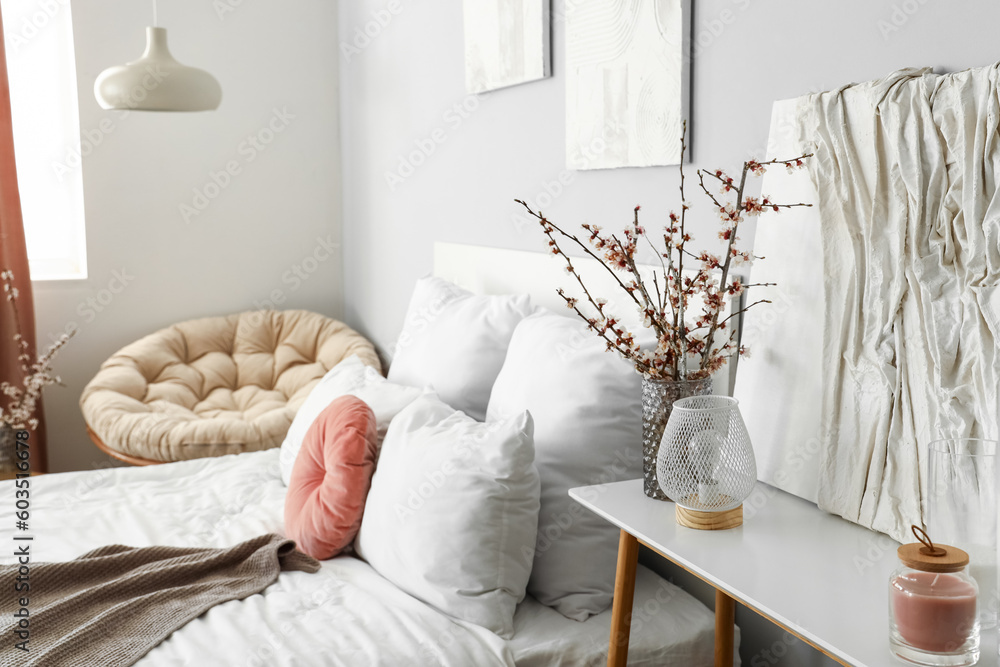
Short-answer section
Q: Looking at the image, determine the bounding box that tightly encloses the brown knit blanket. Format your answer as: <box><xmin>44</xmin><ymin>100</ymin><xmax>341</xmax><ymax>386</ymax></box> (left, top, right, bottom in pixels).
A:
<box><xmin>0</xmin><ymin>534</ymin><xmax>319</xmax><ymax>667</ymax></box>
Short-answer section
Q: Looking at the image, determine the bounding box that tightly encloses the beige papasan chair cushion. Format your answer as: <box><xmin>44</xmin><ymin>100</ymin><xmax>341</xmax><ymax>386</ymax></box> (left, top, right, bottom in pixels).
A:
<box><xmin>80</xmin><ymin>310</ymin><xmax>380</xmax><ymax>464</ymax></box>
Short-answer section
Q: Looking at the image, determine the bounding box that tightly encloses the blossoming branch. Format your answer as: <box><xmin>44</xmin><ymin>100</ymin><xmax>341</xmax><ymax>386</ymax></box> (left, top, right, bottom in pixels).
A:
<box><xmin>1</xmin><ymin>270</ymin><xmax>74</xmax><ymax>430</ymax></box>
<box><xmin>515</xmin><ymin>122</ymin><xmax>812</xmax><ymax>381</ymax></box>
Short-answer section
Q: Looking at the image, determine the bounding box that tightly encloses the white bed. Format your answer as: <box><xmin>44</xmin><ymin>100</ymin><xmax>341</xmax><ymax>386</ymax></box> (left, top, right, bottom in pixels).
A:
<box><xmin>0</xmin><ymin>450</ymin><xmax>726</xmax><ymax>666</ymax></box>
<box><xmin>1</xmin><ymin>242</ymin><xmax>743</xmax><ymax>665</ymax></box>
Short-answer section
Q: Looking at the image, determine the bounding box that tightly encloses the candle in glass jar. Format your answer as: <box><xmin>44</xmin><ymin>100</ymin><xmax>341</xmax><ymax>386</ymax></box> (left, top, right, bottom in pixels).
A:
<box><xmin>889</xmin><ymin>527</ymin><xmax>980</xmax><ymax>666</ymax></box>
<box><xmin>891</xmin><ymin>571</ymin><xmax>978</xmax><ymax>652</ymax></box>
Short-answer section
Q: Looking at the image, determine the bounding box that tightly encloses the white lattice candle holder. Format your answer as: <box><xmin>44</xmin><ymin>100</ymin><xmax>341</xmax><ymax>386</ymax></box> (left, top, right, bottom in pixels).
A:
<box><xmin>656</xmin><ymin>395</ymin><xmax>757</xmax><ymax>530</ymax></box>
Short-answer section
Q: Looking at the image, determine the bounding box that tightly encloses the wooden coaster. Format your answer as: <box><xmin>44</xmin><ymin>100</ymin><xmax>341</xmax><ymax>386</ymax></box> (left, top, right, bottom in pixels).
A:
<box><xmin>676</xmin><ymin>504</ymin><xmax>743</xmax><ymax>531</ymax></box>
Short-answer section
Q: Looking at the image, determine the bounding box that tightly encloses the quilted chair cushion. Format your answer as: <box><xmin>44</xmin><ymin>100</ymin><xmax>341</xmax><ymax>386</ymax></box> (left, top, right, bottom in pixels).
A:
<box><xmin>80</xmin><ymin>310</ymin><xmax>380</xmax><ymax>463</ymax></box>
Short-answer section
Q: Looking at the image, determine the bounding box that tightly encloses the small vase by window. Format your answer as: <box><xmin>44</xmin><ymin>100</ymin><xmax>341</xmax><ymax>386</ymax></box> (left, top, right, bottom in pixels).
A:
<box><xmin>641</xmin><ymin>376</ymin><xmax>713</xmax><ymax>500</ymax></box>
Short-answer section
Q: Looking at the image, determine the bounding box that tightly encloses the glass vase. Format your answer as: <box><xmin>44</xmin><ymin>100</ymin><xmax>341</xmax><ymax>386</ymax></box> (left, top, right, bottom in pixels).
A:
<box><xmin>641</xmin><ymin>376</ymin><xmax>713</xmax><ymax>500</ymax></box>
<box><xmin>926</xmin><ymin>438</ymin><xmax>998</xmax><ymax>630</ymax></box>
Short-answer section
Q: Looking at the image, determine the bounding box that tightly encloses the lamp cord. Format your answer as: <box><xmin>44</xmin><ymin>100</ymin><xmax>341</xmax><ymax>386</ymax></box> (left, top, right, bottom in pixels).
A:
<box><xmin>153</xmin><ymin>0</ymin><xmax>158</xmax><ymax>26</ymax></box>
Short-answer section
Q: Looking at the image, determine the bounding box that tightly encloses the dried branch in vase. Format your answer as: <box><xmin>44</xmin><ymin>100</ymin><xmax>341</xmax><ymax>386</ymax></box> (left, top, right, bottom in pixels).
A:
<box><xmin>515</xmin><ymin>121</ymin><xmax>812</xmax><ymax>382</ymax></box>
<box><xmin>0</xmin><ymin>270</ymin><xmax>74</xmax><ymax>431</ymax></box>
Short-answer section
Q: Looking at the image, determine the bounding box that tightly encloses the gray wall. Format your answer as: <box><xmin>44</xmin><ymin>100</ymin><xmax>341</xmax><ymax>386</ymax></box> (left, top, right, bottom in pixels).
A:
<box><xmin>33</xmin><ymin>0</ymin><xmax>344</xmax><ymax>473</ymax></box>
<box><xmin>339</xmin><ymin>0</ymin><xmax>1000</xmax><ymax>664</ymax></box>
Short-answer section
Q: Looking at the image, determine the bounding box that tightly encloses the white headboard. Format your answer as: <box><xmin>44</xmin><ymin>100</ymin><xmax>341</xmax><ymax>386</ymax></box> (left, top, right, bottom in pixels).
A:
<box><xmin>433</xmin><ymin>241</ymin><xmax>741</xmax><ymax>395</ymax></box>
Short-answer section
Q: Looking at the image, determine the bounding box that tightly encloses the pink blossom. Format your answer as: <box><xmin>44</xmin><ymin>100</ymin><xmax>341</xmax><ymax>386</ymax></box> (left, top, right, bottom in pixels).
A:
<box><xmin>516</xmin><ymin>140</ymin><xmax>810</xmax><ymax>381</ymax></box>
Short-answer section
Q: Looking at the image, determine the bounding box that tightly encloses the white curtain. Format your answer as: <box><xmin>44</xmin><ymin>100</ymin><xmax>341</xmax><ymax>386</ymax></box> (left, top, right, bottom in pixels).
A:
<box><xmin>800</xmin><ymin>65</ymin><xmax>1000</xmax><ymax>541</ymax></box>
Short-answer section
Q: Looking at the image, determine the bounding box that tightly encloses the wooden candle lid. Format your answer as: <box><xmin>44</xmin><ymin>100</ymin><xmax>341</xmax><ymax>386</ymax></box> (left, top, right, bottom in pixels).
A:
<box><xmin>897</xmin><ymin>526</ymin><xmax>969</xmax><ymax>573</ymax></box>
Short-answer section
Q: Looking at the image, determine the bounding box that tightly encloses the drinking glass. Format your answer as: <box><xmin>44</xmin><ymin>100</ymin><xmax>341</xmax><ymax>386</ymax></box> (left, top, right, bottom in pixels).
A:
<box><xmin>926</xmin><ymin>438</ymin><xmax>998</xmax><ymax>629</ymax></box>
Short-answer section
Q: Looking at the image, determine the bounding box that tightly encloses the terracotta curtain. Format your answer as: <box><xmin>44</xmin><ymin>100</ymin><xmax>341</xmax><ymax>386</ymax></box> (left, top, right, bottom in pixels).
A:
<box><xmin>0</xmin><ymin>6</ymin><xmax>47</xmax><ymax>473</ymax></box>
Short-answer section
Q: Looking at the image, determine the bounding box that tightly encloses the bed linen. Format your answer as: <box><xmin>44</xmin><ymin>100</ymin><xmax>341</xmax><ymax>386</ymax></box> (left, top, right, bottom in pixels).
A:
<box><xmin>356</xmin><ymin>395</ymin><xmax>539</xmax><ymax>638</ymax></box>
<box><xmin>284</xmin><ymin>396</ymin><xmax>378</xmax><ymax>560</ymax></box>
<box><xmin>487</xmin><ymin>311</ymin><xmax>644</xmax><ymax>621</ymax></box>
<box><xmin>0</xmin><ymin>534</ymin><xmax>318</xmax><ymax>667</ymax></box>
<box><xmin>0</xmin><ymin>450</ymin><xmax>727</xmax><ymax>666</ymax></box>
<box><xmin>0</xmin><ymin>451</ymin><xmax>510</xmax><ymax>667</ymax></box>
<box><xmin>510</xmin><ymin>565</ymin><xmax>736</xmax><ymax>667</ymax></box>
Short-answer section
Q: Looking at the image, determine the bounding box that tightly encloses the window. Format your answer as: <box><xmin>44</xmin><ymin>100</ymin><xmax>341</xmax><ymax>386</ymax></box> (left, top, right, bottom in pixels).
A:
<box><xmin>2</xmin><ymin>0</ymin><xmax>87</xmax><ymax>280</ymax></box>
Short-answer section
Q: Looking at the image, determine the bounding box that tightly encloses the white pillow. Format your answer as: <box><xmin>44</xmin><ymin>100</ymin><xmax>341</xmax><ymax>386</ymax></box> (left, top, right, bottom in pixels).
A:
<box><xmin>278</xmin><ymin>355</ymin><xmax>423</xmax><ymax>486</ymax></box>
<box><xmin>486</xmin><ymin>310</ymin><xmax>643</xmax><ymax>621</ymax></box>
<box><xmin>355</xmin><ymin>394</ymin><xmax>540</xmax><ymax>638</ymax></box>
<box><xmin>387</xmin><ymin>276</ymin><xmax>534</xmax><ymax>421</ymax></box>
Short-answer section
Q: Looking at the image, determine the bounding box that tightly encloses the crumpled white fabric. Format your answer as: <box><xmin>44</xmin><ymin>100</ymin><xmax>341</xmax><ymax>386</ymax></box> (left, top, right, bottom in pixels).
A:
<box><xmin>800</xmin><ymin>64</ymin><xmax>1000</xmax><ymax>542</ymax></box>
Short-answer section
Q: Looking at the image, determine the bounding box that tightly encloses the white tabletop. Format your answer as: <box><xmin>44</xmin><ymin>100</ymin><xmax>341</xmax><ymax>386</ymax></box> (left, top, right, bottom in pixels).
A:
<box><xmin>570</xmin><ymin>479</ymin><xmax>998</xmax><ymax>667</ymax></box>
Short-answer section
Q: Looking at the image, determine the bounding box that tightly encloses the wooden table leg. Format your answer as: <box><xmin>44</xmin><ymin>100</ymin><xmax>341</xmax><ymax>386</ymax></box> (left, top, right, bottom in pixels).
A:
<box><xmin>714</xmin><ymin>589</ymin><xmax>736</xmax><ymax>667</ymax></box>
<box><xmin>607</xmin><ymin>529</ymin><xmax>639</xmax><ymax>667</ymax></box>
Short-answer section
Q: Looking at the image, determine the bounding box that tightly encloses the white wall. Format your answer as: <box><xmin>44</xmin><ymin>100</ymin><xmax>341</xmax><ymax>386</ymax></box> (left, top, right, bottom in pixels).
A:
<box><xmin>338</xmin><ymin>1</ymin><xmax>1000</xmax><ymax>664</ymax></box>
<box><xmin>31</xmin><ymin>0</ymin><xmax>343</xmax><ymax>473</ymax></box>
<box><xmin>339</xmin><ymin>0</ymin><xmax>1000</xmax><ymax>354</ymax></box>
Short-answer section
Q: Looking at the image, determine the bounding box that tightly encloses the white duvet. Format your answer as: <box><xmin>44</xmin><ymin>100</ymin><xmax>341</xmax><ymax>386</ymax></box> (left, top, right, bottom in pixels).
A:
<box><xmin>0</xmin><ymin>451</ymin><xmax>509</xmax><ymax>666</ymax></box>
<box><xmin>0</xmin><ymin>450</ymin><xmax>727</xmax><ymax>666</ymax></box>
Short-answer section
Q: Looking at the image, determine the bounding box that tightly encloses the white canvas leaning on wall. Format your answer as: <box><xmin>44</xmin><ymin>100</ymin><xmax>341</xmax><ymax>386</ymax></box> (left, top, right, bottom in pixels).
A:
<box><xmin>463</xmin><ymin>0</ymin><xmax>551</xmax><ymax>94</ymax></box>
<box><xmin>732</xmin><ymin>98</ymin><xmax>826</xmax><ymax>504</ymax></box>
<box><xmin>566</xmin><ymin>0</ymin><xmax>690</xmax><ymax>170</ymax></box>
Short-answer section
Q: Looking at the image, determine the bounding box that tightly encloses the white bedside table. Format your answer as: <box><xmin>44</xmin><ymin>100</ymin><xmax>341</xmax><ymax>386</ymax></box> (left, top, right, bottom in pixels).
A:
<box><xmin>570</xmin><ymin>479</ymin><xmax>998</xmax><ymax>667</ymax></box>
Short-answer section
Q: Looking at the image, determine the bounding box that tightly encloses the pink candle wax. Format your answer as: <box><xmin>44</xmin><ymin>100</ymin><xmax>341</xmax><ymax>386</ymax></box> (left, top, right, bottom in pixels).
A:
<box><xmin>891</xmin><ymin>571</ymin><xmax>977</xmax><ymax>653</ymax></box>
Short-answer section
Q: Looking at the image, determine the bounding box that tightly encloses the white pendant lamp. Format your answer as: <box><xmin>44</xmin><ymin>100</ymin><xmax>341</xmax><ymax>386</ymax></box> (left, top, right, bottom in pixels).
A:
<box><xmin>94</xmin><ymin>1</ymin><xmax>221</xmax><ymax>112</ymax></box>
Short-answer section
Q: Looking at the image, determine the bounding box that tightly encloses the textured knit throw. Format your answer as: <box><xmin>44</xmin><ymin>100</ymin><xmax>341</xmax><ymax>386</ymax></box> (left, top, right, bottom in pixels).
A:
<box><xmin>0</xmin><ymin>534</ymin><xmax>319</xmax><ymax>667</ymax></box>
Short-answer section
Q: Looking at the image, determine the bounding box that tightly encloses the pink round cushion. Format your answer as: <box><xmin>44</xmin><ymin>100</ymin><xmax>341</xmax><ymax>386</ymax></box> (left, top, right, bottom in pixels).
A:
<box><xmin>284</xmin><ymin>396</ymin><xmax>378</xmax><ymax>560</ymax></box>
